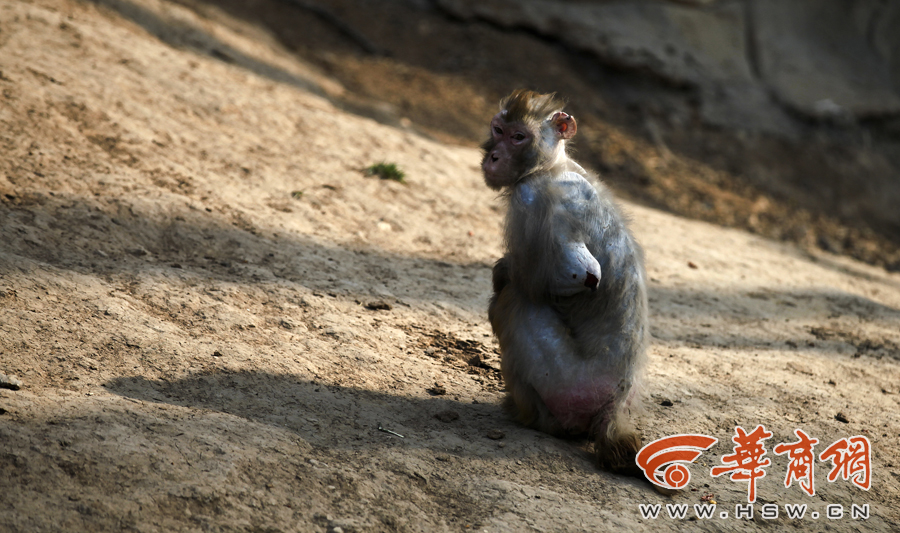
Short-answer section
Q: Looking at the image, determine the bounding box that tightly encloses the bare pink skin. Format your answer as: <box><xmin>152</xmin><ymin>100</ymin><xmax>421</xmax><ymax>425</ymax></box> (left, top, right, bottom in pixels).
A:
<box><xmin>551</xmin><ymin>112</ymin><xmax>576</xmax><ymax>138</ymax></box>
<box><xmin>482</xmin><ymin>114</ymin><xmax>532</xmax><ymax>189</ymax></box>
<box><xmin>482</xmin><ymin>111</ymin><xmax>576</xmax><ymax>189</ymax></box>
<box><xmin>542</xmin><ymin>385</ymin><xmax>614</xmax><ymax>434</ymax></box>
<box><xmin>541</xmin><ymin>380</ymin><xmax>638</xmax><ymax>435</ymax></box>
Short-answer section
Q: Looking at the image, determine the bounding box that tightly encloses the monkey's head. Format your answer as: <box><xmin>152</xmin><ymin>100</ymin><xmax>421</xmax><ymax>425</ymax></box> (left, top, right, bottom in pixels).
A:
<box><xmin>481</xmin><ymin>89</ymin><xmax>577</xmax><ymax>190</ymax></box>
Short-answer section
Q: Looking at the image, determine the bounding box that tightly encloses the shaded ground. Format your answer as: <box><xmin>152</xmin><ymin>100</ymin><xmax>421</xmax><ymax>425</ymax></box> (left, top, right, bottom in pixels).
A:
<box><xmin>1</xmin><ymin>0</ymin><xmax>899</xmax><ymax>531</ymax></box>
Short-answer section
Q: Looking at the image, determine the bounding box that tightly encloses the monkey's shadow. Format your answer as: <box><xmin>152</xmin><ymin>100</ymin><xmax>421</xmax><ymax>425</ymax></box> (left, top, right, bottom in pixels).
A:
<box><xmin>102</xmin><ymin>370</ymin><xmax>604</xmax><ymax>470</ymax></box>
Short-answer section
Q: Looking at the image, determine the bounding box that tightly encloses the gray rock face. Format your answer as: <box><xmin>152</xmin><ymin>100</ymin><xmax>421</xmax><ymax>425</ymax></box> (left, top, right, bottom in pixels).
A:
<box><xmin>753</xmin><ymin>0</ymin><xmax>900</xmax><ymax>119</ymax></box>
<box><xmin>439</xmin><ymin>0</ymin><xmax>752</xmax><ymax>84</ymax></box>
<box><xmin>437</xmin><ymin>0</ymin><xmax>900</xmax><ymax>135</ymax></box>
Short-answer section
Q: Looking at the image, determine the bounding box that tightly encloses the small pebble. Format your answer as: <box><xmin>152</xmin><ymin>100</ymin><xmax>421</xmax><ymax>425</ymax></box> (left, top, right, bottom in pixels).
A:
<box><xmin>0</xmin><ymin>373</ymin><xmax>22</xmax><ymax>390</ymax></box>
<box><xmin>427</xmin><ymin>383</ymin><xmax>446</xmax><ymax>396</ymax></box>
<box><xmin>486</xmin><ymin>429</ymin><xmax>505</xmax><ymax>440</ymax></box>
<box><xmin>434</xmin><ymin>410</ymin><xmax>460</xmax><ymax>423</ymax></box>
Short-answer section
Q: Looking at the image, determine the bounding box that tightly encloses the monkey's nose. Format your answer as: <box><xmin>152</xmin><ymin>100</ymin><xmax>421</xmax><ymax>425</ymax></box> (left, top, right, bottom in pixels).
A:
<box><xmin>490</xmin><ymin>153</ymin><xmax>499</xmax><ymax>162</ymax></box>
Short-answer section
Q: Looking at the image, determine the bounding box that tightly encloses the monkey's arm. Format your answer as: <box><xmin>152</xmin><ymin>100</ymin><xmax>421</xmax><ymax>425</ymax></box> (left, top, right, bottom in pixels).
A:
<box><xmin>549</xmin><ymin>241</ymin><xmax>601</xmax><ymax>296</ymax></box>
<box><xmin>509</xmin><ymin>175</ymin><xmax>601</xmax><ymax>300</ymax></box>
<box><xmin>546</xmin><ymin>173</ymin><xmax>603</xmax><ymax>296</ymax></box>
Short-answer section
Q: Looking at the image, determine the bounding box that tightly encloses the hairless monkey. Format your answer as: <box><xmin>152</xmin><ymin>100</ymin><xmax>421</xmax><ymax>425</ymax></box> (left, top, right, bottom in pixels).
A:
<box><xmin>482</xmin><ymin>90</ymin><xmax>648</xmax><ymax>473</ymax></box>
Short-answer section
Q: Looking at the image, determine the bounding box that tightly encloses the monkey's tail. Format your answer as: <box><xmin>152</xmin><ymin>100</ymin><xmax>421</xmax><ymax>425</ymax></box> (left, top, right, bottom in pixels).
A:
<box><xmin>593</xmin><ymin>417</ymin><xmax>642</xmax><ymax>476</ymax></box>
<box><xmin>591</xmin><ymin>394</ymin><xmax>644</xmax><ymax>477</ymax></box>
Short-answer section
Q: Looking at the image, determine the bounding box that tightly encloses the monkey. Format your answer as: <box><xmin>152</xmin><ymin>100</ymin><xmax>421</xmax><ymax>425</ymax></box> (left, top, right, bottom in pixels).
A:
<box><xmin>482</xmin><ymin>89</ymin><xmax>648</xmax><ymax>474</ymax></box>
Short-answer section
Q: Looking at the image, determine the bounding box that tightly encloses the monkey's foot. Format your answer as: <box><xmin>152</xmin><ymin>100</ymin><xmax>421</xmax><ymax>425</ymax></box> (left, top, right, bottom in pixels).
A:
<box><xmin>594</xmin><ymin>430</ymin><xmax>642</xmax><ymax>477</ymax></box>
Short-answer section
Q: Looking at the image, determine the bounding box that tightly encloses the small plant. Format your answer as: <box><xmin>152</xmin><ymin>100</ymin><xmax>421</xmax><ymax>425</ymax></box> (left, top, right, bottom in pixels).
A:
<box><xmin>290</xmin><ymin>190</ymin><xmax>304</xmax><ymax>199</ymax></box>
<box><xmin>365</xmin><ymin>162</ymin><xmax>406</xmax><ymax>183</ymax></box>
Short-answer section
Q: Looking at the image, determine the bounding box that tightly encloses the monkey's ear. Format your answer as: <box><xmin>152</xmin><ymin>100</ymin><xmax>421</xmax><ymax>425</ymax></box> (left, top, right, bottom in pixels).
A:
<box><xmin>551</xmin><ymin>112</ymin><xmax>577</xmax><ymax>140</ymax></box>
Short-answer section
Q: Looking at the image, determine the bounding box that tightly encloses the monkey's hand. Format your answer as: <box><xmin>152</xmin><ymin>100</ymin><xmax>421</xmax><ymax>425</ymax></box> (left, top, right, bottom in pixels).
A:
<box><xmin>550</xmin><ymin>241</ymin><xmax>601</xmax><ymax>296</ymax></box>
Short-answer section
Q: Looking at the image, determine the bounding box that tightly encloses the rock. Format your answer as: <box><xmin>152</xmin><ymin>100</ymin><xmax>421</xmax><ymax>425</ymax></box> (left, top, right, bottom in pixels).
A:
<box><xmin>436</xmin><ymin>0</ymin><xmax>900</xmax><ymax>132</ymax></box>
<box><xmin>752</xmin><ymin>1</ymin><xmax>900</xmax><ymax>119</ymax></box>
<box><xmin>438</xmin><ymin>0</ymin><xmax>753</xmax><ymax>85</ymax></box>
<box><xmin>698</xmin><ymin>82</ymin><xmax>798</xmax><ymax>136</ymax></box>
<box><xmin>0</xmin><ymin>373</ymin><xmax>22</xmax><ymax>390</ymax></box>
<box><xmin>434</xmin><ymin>410</ymin><xmax>460</xmax><ymax>423</ymax></box>
<box><xmin>486</xmin><ymin>429</ymin><xmax>505</xmax><ymax>440</ymax></box>
<box><xmin>427</xmin><ymin>383</ymin><xmax>447</xmax><ymax>396</ymax></box>
<box><xmin>365</xmin><ymin>300</ymin><xmax>392</xmax><ymax>311</ymax></box>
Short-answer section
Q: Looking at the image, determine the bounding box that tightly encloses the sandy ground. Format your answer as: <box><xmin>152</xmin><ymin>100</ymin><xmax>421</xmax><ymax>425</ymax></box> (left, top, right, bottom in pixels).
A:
<box><xmin>1</xmin><ymin>0</ymin><xmax>899</xmax><ymax>531</ymax></box>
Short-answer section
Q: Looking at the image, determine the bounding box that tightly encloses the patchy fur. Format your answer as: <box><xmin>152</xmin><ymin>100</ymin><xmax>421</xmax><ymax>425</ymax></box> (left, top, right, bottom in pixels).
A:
<box><xmin>484</xmin><ymin>90</ymin><xmax>649</xmax><ymax>474</ymax></box>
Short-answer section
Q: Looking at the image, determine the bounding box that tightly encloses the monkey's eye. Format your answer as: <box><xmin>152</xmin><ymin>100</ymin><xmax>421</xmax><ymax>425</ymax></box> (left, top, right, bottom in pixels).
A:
<box><xmin>493</xmin><ymin>126</ymin><xmax>503</xmax><ymax>135</ymax></box>
<box><xmin>512</xmin><ymin>132</ymin><xmax>526</xmax><ymax>141</ymax></box>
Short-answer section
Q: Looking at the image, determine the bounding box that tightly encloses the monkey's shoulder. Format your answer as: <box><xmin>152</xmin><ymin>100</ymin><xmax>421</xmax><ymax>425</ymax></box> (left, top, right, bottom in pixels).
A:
<box><xmin>556</xmin><ymin>171</ymin><xmax>601</xmax><ymax>202</ymax></box>
<box><xmin>550</xmin><ymin>172</ymin><xmax>607</xmax><ymax>220</ymax></box>
<box><xmin>515</xmin><ymin>171</ymin><xmax>600</xmax><ymax>208</ymax></box>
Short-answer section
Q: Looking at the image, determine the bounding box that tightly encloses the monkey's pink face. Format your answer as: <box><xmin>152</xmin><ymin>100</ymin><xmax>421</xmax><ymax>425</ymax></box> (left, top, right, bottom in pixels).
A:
<box><xmin>481</xmin><ymin>111</ymin><xmax>577</xmax><ymax>190</ymax></box>
<box><xmin>482</xmin><ymin>114</ymin><xmax>533</xmax><ymax>190</ymax></box>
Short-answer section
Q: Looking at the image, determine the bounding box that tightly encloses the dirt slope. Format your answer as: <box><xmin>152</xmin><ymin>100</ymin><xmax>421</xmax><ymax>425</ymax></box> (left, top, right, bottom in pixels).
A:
<box><xmin>1</xmin><ymin>0</ymin><xmax>899</xmax><ymax>531</ymax></box>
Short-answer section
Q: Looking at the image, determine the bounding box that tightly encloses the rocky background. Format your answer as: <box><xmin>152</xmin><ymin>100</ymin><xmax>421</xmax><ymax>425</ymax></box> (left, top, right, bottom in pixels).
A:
<box><xmin>435</xmin><ymin>0</ymin><xmax>900</xmax><ymax>247</ymax></box>
<box><xmin>190</xmin><ymin>0</ymin><xmax>900</xmax><ymax>269</ymax></box>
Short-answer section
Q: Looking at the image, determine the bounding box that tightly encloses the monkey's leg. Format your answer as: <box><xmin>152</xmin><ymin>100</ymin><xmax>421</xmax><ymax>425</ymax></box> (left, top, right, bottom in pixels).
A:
<box><xmin>490</xmin><ymin>286</ymin><xmax>587</xmax><ymax>437</ymax></box>
<box><xmin>492</xmin><ymin>286</ymin><xmax>643</xmax><ymax>473</ymax></box>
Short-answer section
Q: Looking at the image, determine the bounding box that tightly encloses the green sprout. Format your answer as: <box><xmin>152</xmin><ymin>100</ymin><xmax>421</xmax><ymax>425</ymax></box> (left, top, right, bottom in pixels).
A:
<box><xmin>290</xmin><ymin>190</ymin><xmax>304</xmax><ymax>199</ymax></box>
<box><xmin>365</xmin><ymin>162</ymin><xmax>406</xmax><ymax>183</ymax></box>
